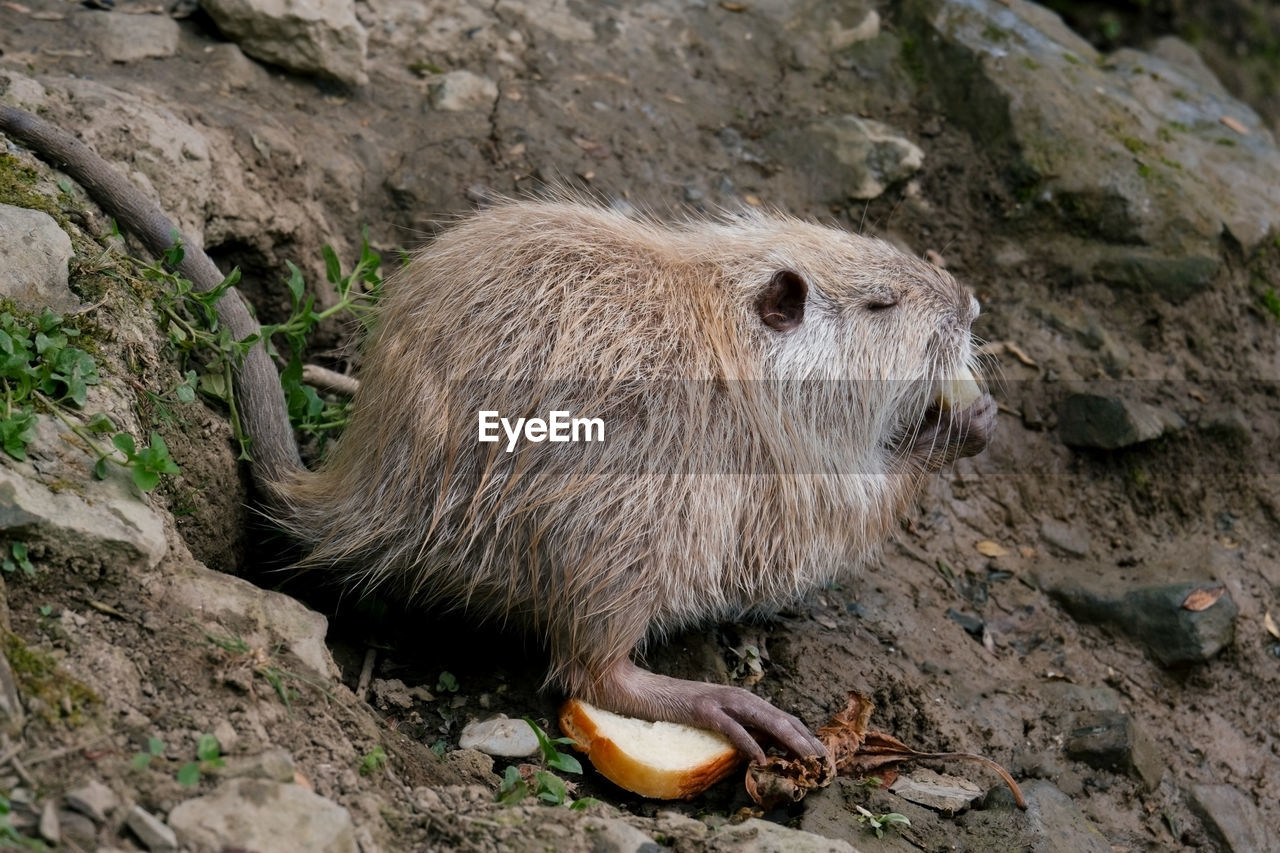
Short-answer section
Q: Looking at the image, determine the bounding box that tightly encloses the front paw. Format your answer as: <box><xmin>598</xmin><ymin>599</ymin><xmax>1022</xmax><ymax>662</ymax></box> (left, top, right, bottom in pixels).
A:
<box><xmin>687</xmin><ymin>684</ymin><xmax>827</xmax><ymax>764</ymax></box>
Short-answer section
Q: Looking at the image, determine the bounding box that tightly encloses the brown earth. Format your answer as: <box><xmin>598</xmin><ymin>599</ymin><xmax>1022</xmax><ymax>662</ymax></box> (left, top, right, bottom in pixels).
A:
<box><xmin>0</xmin><ymin>0</ymin><xmax>1278</xmax><ymax>851</ymax></box>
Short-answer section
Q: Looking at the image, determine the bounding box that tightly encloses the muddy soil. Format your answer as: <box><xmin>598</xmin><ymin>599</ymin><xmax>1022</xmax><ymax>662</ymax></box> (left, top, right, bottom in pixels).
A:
<box><xmin>1</xmin><ymin>1</ymin><xmax>1278</xmax><ymax>851</ymax></box>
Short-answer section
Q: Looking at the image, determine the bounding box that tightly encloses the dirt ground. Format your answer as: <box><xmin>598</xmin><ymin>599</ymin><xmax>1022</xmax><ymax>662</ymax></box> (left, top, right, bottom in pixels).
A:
<box><xmin>0</xmin><ymin>0</ymin><xmax>1278</xmax><ymax>851</ymax></box>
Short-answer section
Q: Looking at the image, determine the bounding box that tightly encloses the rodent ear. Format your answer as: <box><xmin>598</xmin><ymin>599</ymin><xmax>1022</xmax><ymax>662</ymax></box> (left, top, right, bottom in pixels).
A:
<box><xmin>757</xmin><ymin>270</ymin><xmax>807</xmax><ymax>332</ymax></box>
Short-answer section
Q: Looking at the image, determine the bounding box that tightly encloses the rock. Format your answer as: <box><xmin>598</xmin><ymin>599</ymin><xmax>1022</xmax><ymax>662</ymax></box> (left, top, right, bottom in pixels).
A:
<box><xmin>168</xmin><ymin>779</ymin><xmax>356</xmax><ymax>853</ymax></box>
<box><xmin>1034</xmin><ymin>559</ymin><xmax>1238</xmax><ymax>666</ymax></box>
<box><xmin>1039</xmin><ymin>518</ymin><xmax>1091</xmax><ymax>558</ymax></box>
<box><xmin>914</xmin><ymin>0</ymin><xmax>1280</xmax><ymax>296</ymax></box>
<box><xmin>94</xmin><ymin>13</ymin><xmax>181</xmax><ymax>63</ymax></box>
<box><xmin>200</xmin><ymin>42</ymin><xmax>261</xmax><ymax>91</ymax></box>
<box><xmin>458</xmin><ymin>715</ymin><xmax>540</xmax><ymax>758</ymax></box>
<box><xmin>200</xmin><ymin>0</ymin><xmax>368</xmax><ymax>87</ymax></box>
<box><xmin>889</xmin><ymin>768</ymin><xmax>983</xmax><ymax>814</ymax></box>
<box><xmin>442</xmin><ymin>748</ymin><xmax>499</xmax><ymax>786</ymax></box>
<box><xmin>706</xmin><ymin>818</ymin><xmax>855</xmax><ymax>852</ymax></box>
<box><xmin>217</xmin><ymin>749</ymin><xmax>297</xmax><ymax>782</ymax></box>
<box><xmin>56</xmin><ymin>808</ymin><xmax>97</xmax><ymax>849</ymax></box>
<box><xmin>778</xmin><ymin>116</ymin><xmax>924</xmax><ymax>200</ymax></box>
<box><xmin>37</xmin><ymin>800</ymin><xmax>58</xmax><ymax>845</ymax></box>
<box><xmin>126</xmin><ymin>805</ymin><xmax>178</xmax><ymax>852</ymax></box>
<box><xmin>494</xmin><ymin>0</ymin><xmax>595</xmax><ymax>42</ymax></box>
<box><xmin>984</xmin><ymin>779</ymin><xmax>1110</xmax><ymax>852</ymax></box>
<box><xmin>587</xmin><ymin>817</ymin><xmax>662</xmax><ymax>853</ymax></box>
<box><xmin>429</xmin><ymin>71</ymin><xmax>499</xmax><ymax>112</ymax></box>
<box><xmin>1063</xmin><ymin>711</ymin><xmax>1163</xmax><ymax>790</ymax></box>
<box><xmin>0</xmin><ymin>205</ymin><xmax>77</xmax><ymax>314</ymax></box>
<box><xmin>1199</xmin><ymin>409</ymin><xmax>1252</xmax><ymax>448</ymax></box>
<box><xmin>212</xmin><ymin>719</ymin><xmax>239</xmax><ymax>755</ymax></box>
<box><xmin>157</xmin><ymin>559</ymin><xmax>338</xmax><ymax>679</ymax></box>
<box><xmin>64</xmin><ymin>779</ymin><xmax>119</xmax><ymax>823</ymax></box>
<box><xmin>1057</xmin><ymin>394</ymin><xmax>1183</xmax><ymax>449</ymax></box>
<box><xmin>1187</xmin><ymin>783</ymin><xmax>1271</xmax><ymax>853</ymax></box>
<box><xmin>1033</xmin><ymin>303</ymin><xmax>1130</xmax><ymax>376</ymax></box>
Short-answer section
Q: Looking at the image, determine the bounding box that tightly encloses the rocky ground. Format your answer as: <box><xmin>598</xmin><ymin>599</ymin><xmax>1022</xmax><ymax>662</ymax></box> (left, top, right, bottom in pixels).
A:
<box><xmin>0</xmin><ymin>0</ymin><xmax>1278</xmax><ymax>850</ymax></box>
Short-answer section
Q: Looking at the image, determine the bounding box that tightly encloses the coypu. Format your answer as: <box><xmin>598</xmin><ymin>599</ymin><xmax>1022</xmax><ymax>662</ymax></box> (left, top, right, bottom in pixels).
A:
<box><xmin>0</xmin><ymin>105</ymin><xmax>995</xmax><ymax>763</ymax></box>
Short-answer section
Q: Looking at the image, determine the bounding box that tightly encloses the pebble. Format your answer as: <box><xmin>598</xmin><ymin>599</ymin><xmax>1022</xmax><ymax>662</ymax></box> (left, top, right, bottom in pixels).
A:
<box><xmin>126</xmin><ymin>805</ymin><xmax>178</xmax><ymax>852</ymax></box>
<box><xmin>458</xmin><ymin>715</ymin><xmax>540</xmax><ymax>758</ymax></box>
<box><xmin>64</xmin><ymin>779</ymin><xmax>119</xmax><ymax>823</ymax></box>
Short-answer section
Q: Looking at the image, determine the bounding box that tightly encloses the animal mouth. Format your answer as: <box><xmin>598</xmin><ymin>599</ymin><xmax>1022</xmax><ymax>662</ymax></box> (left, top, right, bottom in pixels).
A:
<box><xmin>891</xmin><ymin>366</ymin><xmax>996</xmax><ymax>467</ymax></box>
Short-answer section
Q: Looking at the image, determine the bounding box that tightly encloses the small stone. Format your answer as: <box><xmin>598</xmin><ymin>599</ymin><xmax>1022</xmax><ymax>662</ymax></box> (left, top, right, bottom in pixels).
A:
<box><xmin>200</xmin><ymin>0</ymin><xmax>368</xmax><ymax>86</ymax></box>
<box><xmin>126</xmin><ymin>805</ymin><xmax>178</xmax><ymax>852</ymax></box>
<box><xmin>1063</xmin><ymin>711</ymin><xmax>1163</xmax><ymax>790</ymax></box>
<box><xmin>168</xmin><ymin>778</ymin><xmax>356</xmax><ymax>852</ymax></box>
<box><xmin>1039</xmin><ymin>518</ymin><xmax>1091</xmax><ymax>558</ymax></box>
<box><xmin>95</xmin><ymin>13</ymin><xmax>180</xmax><ymax>62</ymax></box>
<box><xmin>1187</xmin><ymin>783</ymin><xmax>1271</xmax><ymax>853</ymax></box>
<box><xmin>984</xmin><ymin>780</ymin><xmax>1110</xmax><ymax>852</ymax></box>
<box><xmin>1199</xmin><ymin>409</ymin><xmax>1251</xmax><ymax>448</ymax></box>
<box><xmin>37</xmin><ymin>801</ymin><xmax>58</xmax><ymax>845</ymax></box>
<box><xmin>707</xmin><ymin>818</ymin><xmax>855</xmax><ymax>852</ymax></box>
<box><xmin>56</xmin><ymin>809</ymin><xmax>97</xmax><ymax>848</ymax></box>
<box><xmin>442</xmin><ymin>748</ymin><xmax>498</xmax><ymax>786</ymax></box>
<box><xmin>587</xmin><ymin>818</ymin><xmax>662</xmax><ymax>853</ymax></box>
<box><xmin>889</xmin><ymin>768</ymin><xmax>983</xmax><ymax>814</ymax></box>
<box><xmin>780</xmin><ymin>116</ymin><xmax>923</xmax><ymax>200</ymax></box>
<box><xmin>0</xmin><ymin>205</ymin><xmax>77</xmax><ymax>314</ymax></box>
<box><xmin>212</xmin><ymin>719</ymin><xmax>239</xmax><ymax>755</ymax></box>
<box><xmin>458</xmin><ymin>715</ymin><xmax>540</xmax><ymax>758</ymax></box>
<box><xmin>429</xmin><ymin>71</ymin><xmax>498</xmax><ymax>112</ymax></box>
<box><xmin>64</xmin><ymin>779</ymin><xmax>119</xmax><ymax>823</ymax></box>
<box><xmin>1058</xmin><ymin>394</ymin><xmax>1183</xmax><ymax>449</ymax></box>
<box><xmin>217</xmin><ymin>748</ymin><xmax>296</xmax><ymax>782</ymax></box>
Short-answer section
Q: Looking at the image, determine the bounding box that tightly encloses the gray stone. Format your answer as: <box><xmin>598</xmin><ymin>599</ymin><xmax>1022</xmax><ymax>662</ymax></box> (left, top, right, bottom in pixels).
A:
<box><xmin>0</xmin><ymin>205</ymin><xmax>77</xmax><ymax>314</ymax></box>
<box><xmin>1039</xmin><ymin>518</ymin><xmax>1091</xmax><ymax>558</ymax></box>
<box><xmin>168</xmin><ymin>779</ymin><xmax>357</xmax><ymax>853</ymax></box>
<box><xmin>1063</xmin><ymin>711</ymin><xmax>1163</xmax><ymax>790</ymax></box>
<box><xmin>1057</xmin><ymin>394</ymin><xmax>1183</xmax><ymax>449</ymax></box>
<box><xmin>95</xmin><ymin>13</ymin><xmax>180</xmax><ymax>63</ymax></box>
<box><xmin>126</xmin><ymin>805</ymin><xmax>178</xmax><ymax>852</ymax></box>
<box><xmin>915</xmin><ymin>0</ymin><xmax>1280</xmax><ymax>294</ymax></box>
<box><xmin>201</xmin><ymin>0</ymin><xmax>368</xmax><ymax>86</ymax></box>
<box><xmin>64</xmin><ymin>779</ymin><xmax>119</xmax><ymax>823</ymax></box>
<box><xmin>458</xmin><ymin>715</ymin><xmax>540</xmax><ymax>758</ymax></box>
<box><xmin>889</xmin><ymin>768</ymin><xmax>982</xmax><ymax>814</ymax></box>
<box><xmin>707</xmin><ymin>818</ymin><xmax>856</xmax><ymax>852</ymax></box>
<box><xmin>0</xmin><ymin>464</ymin><xmax>166</xmax><ymax>574</ymax></box>
<box><xmin>156</xmin><ymin>560</ymin><xmax>338</xmax><ymax>679</ymax></box>
<box><xmin>494</xmin><ymin>0</ymin><xmax>594</xmax><ymax>42</ymax></box>
<box><xmin>1034</xmin><ymin>561</ymin><xmax>1238</xmax><ymax>666</ymax></box>
<box><xmin>56</xmin><ymin>808</ymin><xmax>96</xmax><ymax>849</ymax></box>
<box><xmin>216</xmin><ymin>748</ymin><xmax>297</xmax><ymax>782</ymax></box>
<box><xmin>37</xmin><ymin>801</ymin><xmax>57</xmax><ymax>845</ymax></box>
<box><xmin>587</xmin><ymin>817</ymin><xmax>662</xmax><ymax>853</ymax></box>
<box><xmin>777</xmin><ymin>116</ymin><xmax>923</xmax><ymax>200</ymax></box>
<box><xmin>984</xmin><ymin>779</ymin><xmax>1111</xmax><ymax>853</ymax></box>
<box><xmin>429</xmin><ymin>71</ymin><xmax>499</xmax><ymax>113</ymax></box>
<box><xmin>1187</xmin><ymin>783</ymin><xmax>1271</xmax><ymax>853</ymax></box>
<box><xmin>1199</xmin><ymin>409</ymin><xmax>1252</xmax><ymax>448</ymax></box>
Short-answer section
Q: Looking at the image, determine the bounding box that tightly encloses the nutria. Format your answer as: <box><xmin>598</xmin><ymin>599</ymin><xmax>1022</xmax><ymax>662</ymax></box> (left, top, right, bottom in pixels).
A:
<box><xmin>0</xmin><ymin>105</ymin><xmax>995</xmax><ymax>763</ymax></box>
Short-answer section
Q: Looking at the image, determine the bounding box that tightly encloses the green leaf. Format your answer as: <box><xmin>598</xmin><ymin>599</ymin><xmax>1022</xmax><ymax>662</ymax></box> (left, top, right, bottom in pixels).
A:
<box><xmin>284</xmin><ymin>261</ymin><xmax>306</xmax><ymax>308</ymax></box>
<box><xmin>148</xmin><ymin>737</ymin><xmax>165</xmax><ymax>756</ymax></box>
<box><xmin>546</xmin><ymin>750</ymin><xmax>582</xmax><ymax>775</ymax></box>
<box><xmin>176</xmin><ymin>762</ymin><xmax>201</xmax><ymax>787</ymax></box>
<box><xmin>535</xmin><ymin>770</ymin><xmax>568</xmax><ymax>805</ymax></box>
<box><xmin>86</xmin><ymin>413</ymin><xmax>115</xmax><ymax>434</ymax></box>
<box><xmin>322</xmin><ymin>245</ymin><xmax>342</xmax><ymax>284</ymax></box>
<box><xmin>93</xmin><ymin>457</ymin><xmax>110</xmax><ymax>480</ymax></box>
<box><xmin>131</xmin><ymin>466</ymin><xmax>160</xmax><ymax>493</ymax></box>
<box><xmin>568</xmin><ymin>797</ymin><xmax>600</xmax><ymax>811</ymax></box>
<box><xmin>196</xmin><ymin>733</ymin><xmax>221</xmax><ymax>763</ymax></box>
<box><xmin>131</xmin><ymin>753</ymin><xmax>153</xmax><ymax>771</ymax></box>
<box><xmin>112</xmin><ymin>432</ymin><xmax>136</xmax><ymax>456</ymax></box>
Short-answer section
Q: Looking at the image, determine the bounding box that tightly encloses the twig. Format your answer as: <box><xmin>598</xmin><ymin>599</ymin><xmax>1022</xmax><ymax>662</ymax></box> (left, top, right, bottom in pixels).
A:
<box><xmin>302</xmin><ymin>364</ymin><xmax>360</xmax><ymax>397</ymax></box>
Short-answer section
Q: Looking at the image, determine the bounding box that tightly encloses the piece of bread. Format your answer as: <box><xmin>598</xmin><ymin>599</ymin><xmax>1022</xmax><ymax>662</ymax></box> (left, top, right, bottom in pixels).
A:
<box><xmin>559</xmin><ymin>699</ymin><xmax>742</xmax><ymax>799</ymax></box>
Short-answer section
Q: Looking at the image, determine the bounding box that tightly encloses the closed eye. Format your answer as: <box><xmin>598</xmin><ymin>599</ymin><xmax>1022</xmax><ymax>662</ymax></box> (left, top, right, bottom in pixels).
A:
<box><xmin>865</xmin><ymin>295</ymin><xmax>898</xmax><ymax>312</ymax></box>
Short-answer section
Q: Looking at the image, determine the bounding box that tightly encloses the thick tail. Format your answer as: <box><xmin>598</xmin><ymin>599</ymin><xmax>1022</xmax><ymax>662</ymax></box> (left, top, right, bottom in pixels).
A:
<box><xmin>0</xmin><ymin>105</ymin><xmax>301</xmax><ymax>490</ymax></box>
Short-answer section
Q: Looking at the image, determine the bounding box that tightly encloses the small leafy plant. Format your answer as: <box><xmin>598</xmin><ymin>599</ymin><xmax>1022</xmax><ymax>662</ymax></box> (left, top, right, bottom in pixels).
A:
<box><xmin>1</xmin><ymin>543</ymin><xmax>34</xmax><ymax>578</ymax></box>
<box><xmin>177</xmin><ymin>733</ymin><xmax>225</xmax><ymax>787</ymax></box>
<box><xmin>359</xmin><ymin>746</ymin><xmax>388</xmax><ymax>776</ymax></box>
<box><xmin>495</xmin><ymin>719</ymin><xmax>597</xmax><ymax>809</ymax></box>
<box><xmin>0</xmin><ymin>306</ymin><xmax>179</xmax><ymax>491</ymax></box>
<box><xmin>854</xmin><ymin>805</ymin><xmax>911</xmax><ymax>838</ymax></box>
<box><xmin>131</xmin><ymin>736</ymin><xmax>165</xmax><ymax>771</ymax></box>
<box><xmin>435</xmin><ymin>671</ymin><xmax>459</xmax><ymax>694</ymax></box>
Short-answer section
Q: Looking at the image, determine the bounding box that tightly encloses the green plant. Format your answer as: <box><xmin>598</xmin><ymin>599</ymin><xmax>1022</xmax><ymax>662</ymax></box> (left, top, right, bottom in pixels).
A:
<box><xmin>177</xmin><ymin>733</ymin><xmax>225</xmax><ymax>787</ymax></box>
<box><xmin>525</xmin><ymin>717</ymin><xmax>582</xmax><ymax>774</ymax></box>
<box><xmin>0</xmin><ymin>306</ymin><xmax>179</xmax><ymax>491</ymax></box>
<box><xmin>131</xmin><ymin>736</ymin><xmax>165</xmax><ymax>771</ymax></box>
<box><xmin>1261</xmin><ymin>288</ymin><xmax>1280</xmax><ymax>322</ymax></box>
<box><xmin>359</xmin><ymin>746</ymin><xmax>388</xmax><ymax>776</ymax></box>
<box><xmin>854</xmin><ymin>805</ymin><xmax>910</xmax><ymax>838</ymax></box>
<box><xmin>495</xmin><ymin>719</ymin><xmax>596</xmax><ymax>809</ymax></box>
<box><xmin>203</xmin><ymin>630</ymin><xmax>306</xmax><ymax>708</ymax></box>
<box><xmin>0</xmin><ymin>793</ymin><xmax>46</xmax><ymax>850</ymax></box>
<box><xmin>436</xmin><ymin>671</ymin><xmax>459</xmax><ymax>693</ymax></box>
<box><xmin>1</xmin><ymin>542</ymin><xmax>34</xmax><ymax>578</ymax></box>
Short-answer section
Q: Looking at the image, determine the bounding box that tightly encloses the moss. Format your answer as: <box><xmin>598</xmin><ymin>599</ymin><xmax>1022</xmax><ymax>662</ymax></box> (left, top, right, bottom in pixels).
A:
<box><xmin>899</xmin><ymin>36</ymin><xmax>926</xmax><ymax>84</ymax></box>
<box><xmin>1216</xmin><ymin>137</ymin><xmax>1237</xmax><ymax>147</ymax></box>
<box><xmin>3</xmin><ymin>632</ymin><xmax>99</xmax><ymax>725</ymax></box>
<box><xmin>1063</xmin><ymin>52</ymin><xmax>1081</xmax><ymax>66</ymax></box>
<box><xmin>1137</xmin><ymin>163</ymin><xmax>1153</xmax><ymax>179</ymax></box>
<box><xmin>0</xmin><ymin>153</ymin><xmax>59</xmax><ymax>217</ymax></box>
<box><xmin>982</xmin><ymin>24</ymin><xmax>1011</xmax><ymax>43</ymax></box>
<box><xmin>1121</xmin><ymin>137</ymin><xmax>1147</xmax><ymax>154</ymax></box>
<box><xmin>1022</xmin><ymin>56</ymin><xmax>1041</xmax><ymax>71</ymax></box>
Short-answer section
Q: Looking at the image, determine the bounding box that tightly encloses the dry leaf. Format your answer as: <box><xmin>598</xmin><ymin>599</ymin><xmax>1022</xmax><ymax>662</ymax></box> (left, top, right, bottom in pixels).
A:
<box><xmin>1219</xmin><ymin>116</ymin><xmax>1250</xmax><ymax>135</ymax></box>
<box><xmin>743</xmin><ymin>194</ymin><xmax>762</xmax><ymax>206</ymax></box>
<box><xmin>975</xmin><ymin>540</ymin><xmax>1010</xmax><ymax>558</ymax></box>
<box><xmin>719</xmin><ymin>1</ymin><xmax>747</xmax><ymax>11</ymax></box>
<box><xmin>1181</xmin><ymin>585</ymin><xmax>1225</xmax><ymax>612</ymax></box>
<box><xmin>662</xmin><ymin>93</ymin><xmax>686</xmax><ymax>104</ymax></box>
<box><xmin>1263</xmin><ymin>610</ymin><xmax>1279</xmax><ymax>640</ymax></box>
<box><xmin>744</xmin><ymin>692</ymin><xmax>1026</xmax><ymax>810</ymax></box>
<box><xmin>1188</xmin><ymin>389</ymin><xmax>1207</xmax><ymax>403</ymax></box>
<box><xmin>571</xmin><ymin>136</ymin><xmax>612</xmax><ymax>159</ymax></box>
<box><xmin>2</xmin><ymin>1</ymin><xmax>30</xmax><ymax>12</ymax></box>
<box><xmin>1003</xmin><ymin>341</ymin><xmax>1038</xmax><ymax>367</ymax></box>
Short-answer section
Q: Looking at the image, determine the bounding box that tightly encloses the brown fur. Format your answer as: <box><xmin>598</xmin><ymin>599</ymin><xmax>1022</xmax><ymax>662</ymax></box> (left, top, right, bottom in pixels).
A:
<box><xmin>272</xmin><ymin>200</ymin><xmax>986</xmax><ymax>702</ymax></box>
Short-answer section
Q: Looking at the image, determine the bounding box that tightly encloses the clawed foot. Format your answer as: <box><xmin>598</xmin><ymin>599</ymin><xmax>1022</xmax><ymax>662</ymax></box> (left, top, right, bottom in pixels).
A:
<box><xmin>585</xmin><ymin>659</ymin><xmax>826</xmax><ymax>764</ymax></box>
